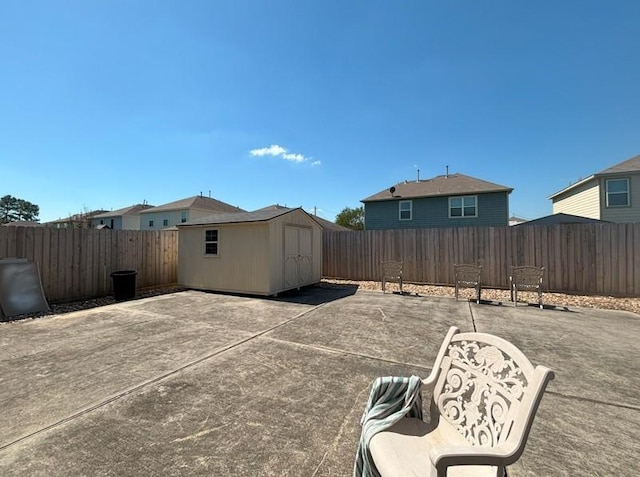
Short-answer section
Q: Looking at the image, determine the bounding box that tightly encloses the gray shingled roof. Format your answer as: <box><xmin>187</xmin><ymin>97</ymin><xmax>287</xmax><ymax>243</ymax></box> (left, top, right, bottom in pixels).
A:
<box><xmin>253</xmin><ymin>204</ymin><xmax>350</xmax><ymax>231</ymax></box>
<box><xmin>140</xmin><ymin>196</ymin><xmax>244</xmax><ymax>214</ymax></box>
<box><xmin>93</xmin><ymin>204</ymin><xmax>154</xmax><ymax>218</ymax></box>
<box><xmin>362</xmin><ymin>173</ymin><xmax>513</xmax><ymax>202</ymax></box>
<box><xmin>179</xmin><ymin>208</ymin><xmax>299</xmax><ymax>226</ymax></box>
<box><xmin>516</xmin><ymin>213</ymin><xmax>609</xmax><ymax>226</ymax></box>
<box><xmin>549</xmin><ymin>153</ymin><xmax>640</xmax><ymax>199</ymax></box>
<box><xmin>597</xmin><ymin>154</ymin><xmax>640</xmax><ymax>175</ymax></box>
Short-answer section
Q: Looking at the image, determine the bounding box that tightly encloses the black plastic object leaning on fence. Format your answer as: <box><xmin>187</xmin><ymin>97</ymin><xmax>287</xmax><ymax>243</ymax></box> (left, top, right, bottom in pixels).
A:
<box><xmin>110</xmin><ymin>270</ymin><xmax>137</xmax><ymax>302</ymax></box>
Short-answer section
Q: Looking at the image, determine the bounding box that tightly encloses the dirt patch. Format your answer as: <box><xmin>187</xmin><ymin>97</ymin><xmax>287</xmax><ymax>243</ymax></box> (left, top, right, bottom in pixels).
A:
<box><xmin>321</xmin><ymin>279</ymin><xmax>640</xmax><ymax>316</ymax></box>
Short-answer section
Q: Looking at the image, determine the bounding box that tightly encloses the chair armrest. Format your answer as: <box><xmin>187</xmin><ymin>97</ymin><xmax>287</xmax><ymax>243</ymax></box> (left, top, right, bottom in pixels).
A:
<box><xmin>422</xmin><ymin>326</ymin><xmax>460</xmax><ymax>388</ymax></box>
<box><xmin>429</xmin><ymin>444</ymin><xmax>514</xmax><ymax>470</ymax></box>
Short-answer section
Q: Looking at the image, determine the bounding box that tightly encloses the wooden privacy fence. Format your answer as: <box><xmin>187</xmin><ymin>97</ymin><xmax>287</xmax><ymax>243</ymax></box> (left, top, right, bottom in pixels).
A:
<box><xmin>0</xmin><ymin>227</ymin><xmax>178</xmax><ymax>303</ymax></box>
<box><xmin>323</xmin><ymin>223</ymin><xmax>640</xmax><ymax>297</ymax></box>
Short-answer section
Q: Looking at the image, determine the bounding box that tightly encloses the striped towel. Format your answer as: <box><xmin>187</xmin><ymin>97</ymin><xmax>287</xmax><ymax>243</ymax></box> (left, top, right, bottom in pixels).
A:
<box><xmin>353</xmin><ymin>375</ymin><xmax>423</xmax><ymax>477</ymax></box>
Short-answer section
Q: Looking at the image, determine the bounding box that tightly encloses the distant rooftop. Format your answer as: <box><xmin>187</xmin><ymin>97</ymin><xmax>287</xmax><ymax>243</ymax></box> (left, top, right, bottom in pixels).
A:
<box><xmin>140</xmin><ymin>195</ymin><xmax>244</xmax><ymax>214</ymax></box>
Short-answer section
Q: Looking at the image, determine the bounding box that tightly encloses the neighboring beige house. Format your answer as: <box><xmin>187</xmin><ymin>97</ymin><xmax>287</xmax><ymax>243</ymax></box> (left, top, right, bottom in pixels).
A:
<box><xmin>44</xmin><ymin>210</ymin><xmax>108</xmax><ymax>229</ymax></box>
<box><xmin>89</xmin><ymin>203</ymin><xmax>155</xmax><ymax>230</ymax></box>
<box><xmin>549</xmin><ymin>154</ymin><xmax>640</xmax><ymax>223</ymax></box>
<box><xmin>139</xmin><ymin>195</ymin><xmax>244</xmax><ymax>230</ymax></box>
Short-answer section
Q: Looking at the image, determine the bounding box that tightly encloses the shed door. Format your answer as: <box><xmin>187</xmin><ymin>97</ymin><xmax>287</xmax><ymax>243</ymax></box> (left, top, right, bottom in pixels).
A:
<box><xmin>284</xmin><ymin>226</ymin><xmax>313</xmax><ymax>288</ymax></box>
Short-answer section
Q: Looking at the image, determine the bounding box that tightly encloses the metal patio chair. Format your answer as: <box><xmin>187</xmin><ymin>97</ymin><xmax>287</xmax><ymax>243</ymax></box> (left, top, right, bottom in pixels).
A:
<box><xmin>510</xmin><ymin>266</ymin><xmax>545</xmax><ymax>309</ymax></box>
<box><xmin>381</xmin><ymin>261</ymin><xmax>403</xmax><ymax>294</ymax></box>
<box><xmin>454</xmin><ymin>264</ymin><xmax>482</xmax><ymax>304</ymax></box>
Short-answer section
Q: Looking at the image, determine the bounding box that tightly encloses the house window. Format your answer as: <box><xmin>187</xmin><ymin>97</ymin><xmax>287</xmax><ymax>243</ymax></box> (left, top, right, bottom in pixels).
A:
<box><xmin>100</xmin><ymin>219</ymin><xmax>104</xmax><ymax>225</ymax></box>
<box><xmin>399</xmin><ymin>200</ymin><xmax>412</xmax><ymax>220</ymax></box>
<box><xmin>450</xmin><ymin>196</ymin><xmax>477</xmax><ymax>218</ymax></box>
<box><xmin>163</xmin><ymin>218</ymin><xmax>169</xmax><ymax>227</ymax></box>
<box><xmin>181</xmin><ymin>211</ymin><xmax>188</xmax><ymax>223</ymax></box>
<box><xmin>149</xmin><ymin>219</ymin><xmax>154</xmax><ymax>227</ymax></box>
<box><xmin>204</xmin><ymin>229</ymin><xmax>219</xmax><ymax>256</ymax></box>
<box><xmin>606</xmin><ymin>178</ymin><xmax>630</xmax><ymax>207</ymax></box>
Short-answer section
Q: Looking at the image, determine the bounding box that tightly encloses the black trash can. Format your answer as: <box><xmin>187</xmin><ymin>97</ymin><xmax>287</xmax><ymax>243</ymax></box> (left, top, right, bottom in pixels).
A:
<box><xmin>111</xmin><ymin>270</ymin><xmax>137</xmax><ymax>302</ymax></box>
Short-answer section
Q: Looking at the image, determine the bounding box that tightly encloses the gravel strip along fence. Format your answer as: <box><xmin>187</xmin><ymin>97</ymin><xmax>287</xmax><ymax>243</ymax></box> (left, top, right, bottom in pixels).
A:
<box><xmin>3</xmin><ymin>281</ymin><xmax>638</xmax><ymax>323</ymax></box>
<box><xmin>320</xmin><ymin>279</ymin><xmax>640</xmax><ymax>316</ymax></box>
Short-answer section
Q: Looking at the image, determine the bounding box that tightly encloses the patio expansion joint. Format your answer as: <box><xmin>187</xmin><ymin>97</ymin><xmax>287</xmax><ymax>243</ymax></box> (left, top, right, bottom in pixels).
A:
<box><xmin>261</xmin><ymin>335</ymin><xmax>433</xmax><ymax>373</ymax></box>
<box><xmin>545</xmin><ymin>389</ymin><xmax>640</xmax><ymax>412</ymax></box>
<box><xmin>0</xmin><ymin>300</ymin><xmax>334</xmax><ymax>452</ymax></box>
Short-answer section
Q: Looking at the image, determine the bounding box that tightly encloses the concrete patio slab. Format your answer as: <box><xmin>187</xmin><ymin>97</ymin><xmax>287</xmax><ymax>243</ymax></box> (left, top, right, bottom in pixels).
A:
<box><xmin>0</xmin><ymin>286</ymin><xmax>638</xmax><ymax>476</ymax></box>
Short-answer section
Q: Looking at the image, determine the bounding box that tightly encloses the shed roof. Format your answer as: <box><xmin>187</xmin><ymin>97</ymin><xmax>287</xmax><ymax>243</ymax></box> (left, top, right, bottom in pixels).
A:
<box><xmin>253</xmin><ymin>204</ymin><xmax>350</xmax><ymax>231</ymax></box>
<box><xmin>361</xmin><ymin>173</ymin><xmax>512</xmax><ymax>202</ymax></box>
<box><xmin>140</xmin><ymin>196</ymin><xmax>244</xmax><ymax>214</ymax></box>
<box><xmin>515</xmin><ymin>213</ymin><xmax>609</xmax><ymax>226</ymax></box>
<box><xmin>178</xmin><ymin>207</ymin><xmax>311</xmax><ymax>227</ymax></box>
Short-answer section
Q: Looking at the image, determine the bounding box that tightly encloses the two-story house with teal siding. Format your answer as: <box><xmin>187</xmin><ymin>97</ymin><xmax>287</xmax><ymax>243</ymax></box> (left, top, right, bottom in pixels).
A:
<box><xmin>361</xmin><ymin>173</ymin><xmax>513</xmax><ymax>230</ymax></box>
<box><xmin>548</xmin><ymin>154</ymin><xmax>640</xmax><ymax>223</ymax></box>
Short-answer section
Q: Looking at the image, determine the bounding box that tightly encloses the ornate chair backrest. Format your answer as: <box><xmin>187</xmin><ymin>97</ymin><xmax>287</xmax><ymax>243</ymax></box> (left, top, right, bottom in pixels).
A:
<box><xmin>511</xmin><ymin>266</ymin><xmax>544</xmax><ymax>290</ymax></box>
<box><xmin>454</xmin><ymin>264</ymin><xmax>482</xmax><ymax>285</ymax></box>
<box><xmin>381</xmin><ymin>261</ymin><xmax>403</xmax><ymax>279</ymax></box>
<box><xmin>432</xmin><ymin>331</ymin><xmax>545</xmax><ymax>450</ymax></box>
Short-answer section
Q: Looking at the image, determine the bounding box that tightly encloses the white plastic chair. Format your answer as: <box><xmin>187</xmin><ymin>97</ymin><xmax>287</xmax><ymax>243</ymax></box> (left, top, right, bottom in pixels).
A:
<box><xmin>369</xmin><ymin>326</ymin><xmax>555</xmax><ymax>477</ymax></box>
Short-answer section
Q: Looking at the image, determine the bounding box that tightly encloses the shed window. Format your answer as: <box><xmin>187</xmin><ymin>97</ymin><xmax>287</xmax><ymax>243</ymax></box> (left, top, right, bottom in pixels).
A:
<box><xmin>399</xmin><ymin>200</ymin><xmax>412</xmax><ymax>220</ymax></box>
<box><xmin>204</xmin><ymin>229</ymin><xmax>219</xmax><ymax>256</ymax></box>
<box><xmin>606</xmin><ymin>178</ymin><xmax>630</xmax><ymax>207</ymax></box>
<box><xmin>450</xmin><ymin>196</ymin><xmax>477</xmax><ymax>218</ymax></box>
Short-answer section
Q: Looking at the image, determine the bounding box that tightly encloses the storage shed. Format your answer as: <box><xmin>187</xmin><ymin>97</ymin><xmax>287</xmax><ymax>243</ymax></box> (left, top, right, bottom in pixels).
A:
<box><xmin>177</xmin><ymin>208</ymin><xmax>322</xmax><ymax>296</ymax></box>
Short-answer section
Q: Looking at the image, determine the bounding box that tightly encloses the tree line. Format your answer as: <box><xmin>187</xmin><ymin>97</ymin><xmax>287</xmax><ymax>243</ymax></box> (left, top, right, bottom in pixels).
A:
<box><xmin>0</xmin><ymin>195</ymin><xmax>40</xmax><ymax>224</ymax></box>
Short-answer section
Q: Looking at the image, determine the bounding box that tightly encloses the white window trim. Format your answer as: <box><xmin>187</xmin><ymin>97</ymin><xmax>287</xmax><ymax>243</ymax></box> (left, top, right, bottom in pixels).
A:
<box><xmin>204</xmin><ymin>228</ymin><xmax>219</xmax><ymax>257</ymax></box>
<box><xmin>449</xmin><ymin>195</ymin><xmax>478</xmax><ymax>218</ymax></box>
<box><xmin>399</xmin><ymin>200</ymin><xmax>413</xmax><ymax>221</ymax></box>
<box><xmin>605</xmin><ymin>178</ymin><xmax>630</xmax><ymax>208</ymax></box>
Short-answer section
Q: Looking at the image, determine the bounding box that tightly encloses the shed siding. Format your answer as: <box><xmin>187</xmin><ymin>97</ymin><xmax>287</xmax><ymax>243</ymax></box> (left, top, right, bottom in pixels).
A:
<box><xmin>600</xmin><ymin>173</ymin><xmax>640</xmax><ymax>223</ymax></box>
<box><xmin>178</xmin><ymin>223</ymin><xmax>272</xmax><ymax>294</ymax></box>
<box><xmin>552</xmin><ymin>180</ymin><xmax>600</xmax><ymax>218</ymax></box>
<box><xmin>364</xmin><ymin>192</ymin><xmax>509</xmax><ymax>230</ymax></box>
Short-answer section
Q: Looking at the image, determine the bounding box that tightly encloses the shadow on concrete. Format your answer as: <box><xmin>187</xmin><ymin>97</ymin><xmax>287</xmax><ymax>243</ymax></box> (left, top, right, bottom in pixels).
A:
<box><xmin>270</xmin><ymin>283</ymin><xmax>359</xmax><ymax>306</ymax></box>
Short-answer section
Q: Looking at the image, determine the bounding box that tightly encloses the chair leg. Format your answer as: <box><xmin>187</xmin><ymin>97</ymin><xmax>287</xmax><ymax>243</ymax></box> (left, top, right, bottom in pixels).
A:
<box><xmin>476</xmin><ymin>285</ymin><xmax>481</xmax><ymax>304</ymax></box>
<box><xmin>455</xmin><ymin>283</ymin><xmax>459</xmax><ymax>301</ymax></box>
<box><xmin>513</xmin><ymin>287</ymin><xmax>518</xmax><ymax>307</ymax></box>
<box><xmin>399</xmin><ymin>278</ymin><xmax>402</xmax><ymax>294</ymax></box>
<box><xmin>539</xmin><ymin>289</ymin><xmax>543</xmax><ymax>309</ymax></box>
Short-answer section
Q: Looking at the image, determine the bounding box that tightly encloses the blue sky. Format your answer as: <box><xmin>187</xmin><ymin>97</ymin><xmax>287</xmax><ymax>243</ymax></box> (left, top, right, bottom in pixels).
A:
<box><xmin>1</xmin><ymin>1</ymin><xmax>639</xmax><ymax>223</ymax></box>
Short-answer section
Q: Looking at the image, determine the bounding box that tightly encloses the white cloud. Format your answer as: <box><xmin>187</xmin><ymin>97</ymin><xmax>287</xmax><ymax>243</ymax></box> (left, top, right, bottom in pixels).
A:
<box><xmin>250</xmin><ymin>144</ymin><xmax>318</xmax><ymax>166</ymax></box>
<box><xmin>249</xmin><ymin>144</ymin><xmax>287</xmax><ymax>157</ymax></box>
<box><xmin>282</xmin><ymin>152</ymin><xmax>306</xmax><ymax>163</ymax></box>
